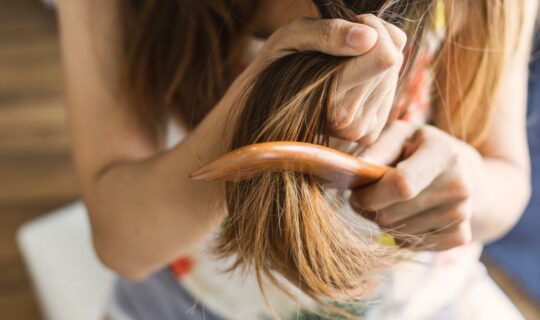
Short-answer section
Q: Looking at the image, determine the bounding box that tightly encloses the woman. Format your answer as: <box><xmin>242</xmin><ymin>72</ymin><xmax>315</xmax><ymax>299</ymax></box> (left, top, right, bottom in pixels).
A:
<box><xmin>56</xmin><ymin>0</ymin><xmax>537</xmax><ymax>319</ymax></box>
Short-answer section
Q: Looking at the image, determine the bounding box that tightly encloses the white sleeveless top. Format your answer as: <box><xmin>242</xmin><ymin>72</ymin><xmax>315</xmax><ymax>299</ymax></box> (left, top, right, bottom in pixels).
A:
<box><xmin>164</xmin><ymin>116</ymin><xmax>483</xmax><ymax>320</ymax></box>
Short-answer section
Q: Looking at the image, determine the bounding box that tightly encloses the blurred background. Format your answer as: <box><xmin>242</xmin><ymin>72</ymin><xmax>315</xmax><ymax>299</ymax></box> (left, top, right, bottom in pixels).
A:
<box><xmin>0</xmin><ymin>0</ymin><xmax>538</xmax><ymax>319</ymax></box>
<box><xmin>0</xmin><ymin>0</ymin><xmax>79</xmax><ymax>319</ymax></box>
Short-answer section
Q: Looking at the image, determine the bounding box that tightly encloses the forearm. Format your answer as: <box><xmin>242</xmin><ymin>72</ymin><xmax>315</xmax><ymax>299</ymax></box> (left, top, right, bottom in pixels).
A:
<box><xmin>471</xmin><ymin>74</ymin><xmax>531</xmax><ymax>242</ymax></box>
<box><xmin>471</xmin><ymin>156</ymin><xmax>531</xmax><ymax>243</ymax></box>
<box><xmin>85</xmin><ymin>102</ymin><xmax>231</xmax><ymax>279</ymax></box>
<box><xmin>470</xmin><ymin>10</ymin><xmax>535</xmax><ymax>242</ymax></box>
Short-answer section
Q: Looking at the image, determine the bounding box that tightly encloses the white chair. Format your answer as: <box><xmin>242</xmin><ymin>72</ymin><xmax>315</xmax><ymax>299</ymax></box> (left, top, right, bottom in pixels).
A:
<box><xmin>17</xmin><ymin>202</ymin><xmax>114</xmax><ymax>320</ymax></box>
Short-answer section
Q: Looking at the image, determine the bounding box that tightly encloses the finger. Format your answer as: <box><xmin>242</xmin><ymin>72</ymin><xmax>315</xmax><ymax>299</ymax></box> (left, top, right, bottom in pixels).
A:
<box><xmin>380</xmin><ymin>19</ymin><xmax>408</xmax><ymax>51</ymax></box>
<box><xmin>370</xmin><ymin>174</ymin><xmax>470</xmax><ymax>226</ymax></box>
<box><xmin>329</xmin><ymin>81</ymin><xmax>374</xmax><ymax>133</ymax></box>
<box><xmin>388</xmin><ymin>201</ymin><xmax>471</xmax><ymax>235</ymax></box>
<box><xmin>356</xmin><ymin>90</ymin><xmax>396</xmax><ymax>146</ymax></box>
<box><xmin>331</xmin><ymin>60</ymin><xmax>399</xmax><ymax>141</ymax></box>
<box><xmin>348</xmin><ymin>75</ymin><xmax>391</xmax><ymax>138</ymax></box>
<box><xmin>350</xmin><ymin>170</ymin><xmax>404</xmax><ymax>211</ymax></box>
<box><xmin>355</xmin><ymin>71</ymin><xmax>400</xmax><ymax>144</ymax></box>
<box><xmin>340</xmin><ymin>14</ymin><xmax>404</xmax><ymax>91</ymax></box>
<box><xmin>270</xmin><ymin>17</ymin><xmax>378</xmax><ymax>57</ymax></box>
<box><xmin>350</xmin><ymin>165</ymin><xmax>431</xmax><ymax>212</ymax></box>
<box><xmin>389</xmin><ymin>128</ymin><xmax>457</xmax><ymax>199</ymax></box>
<box><xmin>405</xmin><ymin>221</ymin><xmax>472</xmax><ymax>252</ymax></box>
<box><xmin>351</xmin><ymin>131</ymin><xmax>454</xmax><ymax>211</ymax></box>
<box><xmin>330</xmin><ymin>75</ymin><xmax>383</xmax><ymax>138</ymax></box>
<box><xmin>357</xmin><ymin>120</ymin><xmax>417</xmax><ymax>164</ymax></box>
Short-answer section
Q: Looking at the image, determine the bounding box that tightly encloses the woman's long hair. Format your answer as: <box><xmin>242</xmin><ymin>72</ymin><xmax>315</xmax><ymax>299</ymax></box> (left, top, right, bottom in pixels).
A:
<box><xmin>120</xmin><ymin>0</ymin><xmax>523</xmax><ymax>309</ymax></box>
<box><xmin>219</xmin><ymin>0</ymin><xmax>432</xmax><ymax>303</ymax></box>
<box><xmin>120</xmin><ymin>0</ymin><xmax>522</xmax><ymax>147</ymax></box>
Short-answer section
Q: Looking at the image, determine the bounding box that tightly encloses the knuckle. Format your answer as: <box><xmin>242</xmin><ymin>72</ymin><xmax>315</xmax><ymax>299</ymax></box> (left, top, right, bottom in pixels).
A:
<box><xmin>359</xmin><ymin>210</ymin><xmax>377</xmax><ymax>222</ymax></box>
<box><xmin>375</xmin><ymin>49</ymin><xmax>402</xmax><ymax>69</ymax></box>
<box><xmin>292</xmin><ymin>16</ymin><xmax>311</xmax><ymax>28</ymax></box>
<box><xmin>333</xmin><ymin>127</ymin><xmax>363</xmax><ymax>141</ymax></box>
<box><xmin>359</xmin><ymin>13</ymin><xmax>378</xmax><ymax>24</ymax></box>
<box><xmin>333</xmin><ymin>103</ymin><xmax>358</xmax><ymax>129</ymax></box>
<box><xmin>360</xmin><ymin>132</ymin><xmax>378</xmax><ymax>146</ymax></box>
<box><xmin>449</xmin><ymin>233</ymin><xmax>469</xmax><ymax>248</ymax></box>
<box><xmin>318</xmin><ymin>19</ymin><xmax>341</xmax><ymax>46</ymax></box>
<box><xmin>350</xmin><ymin>192</ymin><xmax>368</xmax><ymax>210</ymax></box>
<box><xmin>391</xmin><ymin>170</ymin><xmax>415</xmax><ymax>200</ymax></box>
<box><xmin>376</xmin><ymin>212</ymin><xmax>392</xmax><ymax>228</ymax></box>
<box><xmin>396</xmin><ymin>28</ymin><xmax>408</xmax><ymax>47</ymax></box>
<box><xmin>435</xmin><ymin>242</ymin><xmax>455</xmax><ymax>252</ymax></box>
<box><xmin>270</xmin><ymin>17</ymin><xmax>311</xmax><ymax>50</ymax></box>
<box><xmin>349</xmin><ymin>131</ymin><xmax>365</xmax><ymax>142</ymax></box>
<box><xmin>450</xmin><ymin>178</ymin><xmax>471</xmax><ymax>200</ymax></box>
<box><xmin>444</xmin><ymin>225</ymin><xmax>472</xmax><ymax>250</ymax></box>
<box><xmin>447</xmin><ymin>150</ymin><xmax>460</xmax><ymax>167</ymax></box>
<box><xmin>266</xmin><ymin>27</ymin><xmax>287</xmax><ymax>48</ymax></box>
<box><xmin>447</xmin><ymin>208</ymin><xmax>467</xmax><ymax>224</ymax></box>
<box><xmin>435</xmin><ymin>237</ymin><xmax>461</xmax><ymax>252</ymax></box>
<box><xmin>383</xmin><ymin>20</ymin><xmax>408</xmax><ymax>49</ymax></box>
<box><xmin>288</xmin><ymin>17</ymin><xmax>312</xmax><ymax>35</ymax></box>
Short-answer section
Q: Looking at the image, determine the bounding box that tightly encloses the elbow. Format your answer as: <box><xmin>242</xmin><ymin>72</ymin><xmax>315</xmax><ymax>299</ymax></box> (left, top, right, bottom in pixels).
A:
<box><xmin>93</xmin><ymin>234</ymin><xmax>152</xmax><ymax>281</ymax></box>
<box><xmin>83</xmin><ymin>192</ymin><xmax>155</xmax><ymax>281</ymax></box>
<box><xmin>87</xmin><ymin>207</ymin><xmax>153</xmax><ymax>281</ymax></box>
<box><xmin>520</xmin><ymin>175</ymin><xmax>532</xmax><ymax>212</ymax></box>
<box><xmin>80</xmin><ymin>166</ymin><xmax>161</xmax><ymax>281</ymax></box>
<box><xmin>506</xmin><ymin>174</ymin><xmax>532</xmax><ymax>232</ymax></box>
<box><xmin>510</xmin><ymin>175</ymin><xmax>532</xmax><ymax>228</ymax></box>
<box><xmin>483</xmin><ymin>175</ymin><xmax>532</xmax><ymax>243</ymax></box>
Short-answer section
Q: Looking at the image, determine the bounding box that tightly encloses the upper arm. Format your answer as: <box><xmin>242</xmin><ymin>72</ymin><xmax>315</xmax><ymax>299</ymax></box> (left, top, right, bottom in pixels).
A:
<box><xmin>478</xmin><ymin>0</ymin><xmax>538</xmax><ymax>171</ymax></box>
<box><xmin>56</xmin><ymin>0</ymin><xmax>158</xmax><ymax>189</ymax></box>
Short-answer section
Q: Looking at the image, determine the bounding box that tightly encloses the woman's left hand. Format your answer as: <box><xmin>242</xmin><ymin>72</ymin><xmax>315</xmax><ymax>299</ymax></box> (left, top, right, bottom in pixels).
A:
<box><xmin>350</xmin><ymin>121</ymin><xmax>484</xmax><ymax>251</ymax></box>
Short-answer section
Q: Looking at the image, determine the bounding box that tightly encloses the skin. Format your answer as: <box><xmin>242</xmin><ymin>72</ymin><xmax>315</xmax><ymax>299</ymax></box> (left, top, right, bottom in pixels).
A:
<box><xmin>56</xmin><ymin>0</ymin><xmax>537</xmax><ymax>279</ymax></box>
<box><xmin>351</xmin><ymin>2</ymin><xmax>538</xmax><ymax>249</ymax></box>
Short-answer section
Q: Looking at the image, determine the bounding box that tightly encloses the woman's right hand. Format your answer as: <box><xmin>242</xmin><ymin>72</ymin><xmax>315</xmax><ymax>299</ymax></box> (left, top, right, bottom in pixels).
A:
<box><xmin>242</xmin><ymin>14</ymin><xmax>407</xmax><ymax>145</ymax></box>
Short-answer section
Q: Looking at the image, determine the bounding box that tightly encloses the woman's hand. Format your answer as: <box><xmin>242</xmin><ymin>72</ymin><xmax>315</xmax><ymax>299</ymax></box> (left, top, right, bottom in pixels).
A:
<box><xmin>350</xmin><ymin>121</ymin><xmax>485</xmax><ymax>251</ymax></box>
<box><xmin>244</xmin><ymin>14</ymin><xmax>406</xmax><ymax>143</ymax></box>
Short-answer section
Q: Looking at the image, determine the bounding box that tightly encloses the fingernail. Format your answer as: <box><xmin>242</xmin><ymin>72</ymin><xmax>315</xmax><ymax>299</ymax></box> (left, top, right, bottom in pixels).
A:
<box><xmin>346</xmin><ymin>26</ymin><xmax>367</xmax><ymax>48</ymax></box>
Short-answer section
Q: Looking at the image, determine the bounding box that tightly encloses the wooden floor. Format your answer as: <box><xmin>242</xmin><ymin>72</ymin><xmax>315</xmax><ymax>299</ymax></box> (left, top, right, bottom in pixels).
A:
<box><xmin>0</xmin><ymin>0</ymin><xmax>538</xmax><ymax>319</ymax></box>
<box><xmin>0</xmin><ymin>0</ymin><xmax>79</xmax><ymax>319</ymax></box>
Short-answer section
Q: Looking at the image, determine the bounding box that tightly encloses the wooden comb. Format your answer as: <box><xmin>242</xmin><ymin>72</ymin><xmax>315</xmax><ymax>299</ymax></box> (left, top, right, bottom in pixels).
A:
<box><xmin>190</xmin><ymin>141</ymin><xmax>388</xmax><ymax>189</ymax></box>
